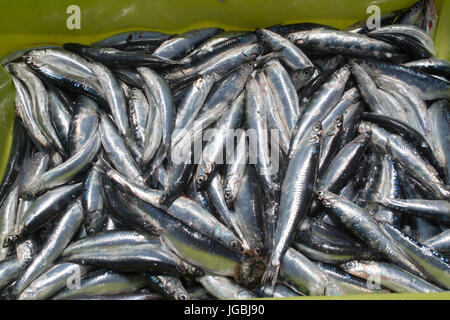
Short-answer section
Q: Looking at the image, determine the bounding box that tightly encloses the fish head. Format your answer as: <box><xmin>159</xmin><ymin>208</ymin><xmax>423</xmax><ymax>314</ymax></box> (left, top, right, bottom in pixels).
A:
<box><xmin>340</xmin><ymin>260</ymin><xmax>371</xmax><ymax>279</ymax></box>
<box><xmin>333</xmin><ymin>115</ymin><xmax>344</xmax><ymax>128</ymax></box>
<box><xmin>335</xmin><ymin>64</ymin><xmax>352</xmax><ymax>80</ymax></box>
<box><xmin>223</xmin><ymin>184</ymin><xmax>238</xmax><ymax>207</ymax></box>
<box><xmin>195</xmin><ymin>161</ymin><xmax>215</xmax><ymax>190</ymax></box>
<box><xmin>305</xmin><ymin>122</ymin><xmax>323</xmax><ymax>146</ymax></box>
<box><xmin>357</xmin><ymin>121</ymin><xmax>373</xmax><ymax>135</ymax></box>
<box><xmin>409</xmin><ymin>0</ymin><xmax>425</xmax><ymax>17</ymax></box>
<box><xmin>347</xmin><ymin>59</ymin><xmax>367</xmax><ymax>77</ymax></box>
<box><xmin>354</xmin><ymin>130</ymin><xmax>372</xmax><ymax>146</ymax></box>
<box><xmin>315</xmin><ymin>189</ymin><xmax>336</xmax><ymax>208</ymax></box>
<box><xmin>289</xmin><ymin>67</ymin><xmax>315</xmax><ymax>89</ymax></box>
<box><xmin>21</xmin><ymin>179</ymin><xmax>44</xmax><ymax>200</ymax></box>
<box><xmin>286</xmin><ymin>32</ymin><xmax>309</xmax><ymax>45</ymax></box>
<box><xmin>3</xmin><ymin>233</ymin><xmax>18</xmax><ymax>248</ymax></box>
<box><xmin>174</xmin><ymin>291</ymin><xmax>190</xmax><ymax>300</ymax></box>
<box><xmin>255</xmin><ymin>28</ymin><xmax>271</xmax><ymax>42</ymax></box>
<box><xmin>228</xmin><ymin>239</ymin><xmax>245</xmax><ymax>254</ymax></box>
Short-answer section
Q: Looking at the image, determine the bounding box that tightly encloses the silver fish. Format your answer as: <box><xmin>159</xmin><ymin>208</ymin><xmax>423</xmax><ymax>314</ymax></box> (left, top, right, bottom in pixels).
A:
<box><xmin>0</xmin><ymin>256</ymin><xmax>21</xmax><ymax>291</ymax></box>
<box><xmin>9</xmin><ymin>63</ymin><xmax>66</xmax><ymax>155</ymax></box>
<box><xmin>128</xmin><ymin>88</ymin><xmax>149</xmax><ymax>151</ymax></box>
<box><xmin>195</xmin><ymin>88</ymin><xmax>244</xmax><ymax>189</ymax></box>
<box><xmin>428</xmin><ymin>100</ymin><xmax>449</xmax><ymax>183</ymax></box>
<box><xmin>380</xmin><ymin>223</ymin><xmax>450</xmax><ymax>290</ymax></box>
<box><xmin>52</xmin><ymin>271</ymin><xmax>147</xmax><ymax>300</ymax></box>
<box><xmin>342</xmin><ymin>260</ymin><xmax>443</xmax><ymax>293</ymax></box>
<box><xmin>22</xmin><ymin>128</ymin><xmax>101</xmax><ymax>197</ymax></box>
<box><xmin>18</xmin><ymin>263</ymin><xmax>92</xmax><ymax>300</ymax></box>
<box><xmin>198</xmin><ymin>275</ymin><xmax>256</xmax><ymax>300</ymax></box>
<box><xmin>263</xmin><ymin>122</ymin><xmax>322</xmax><ymax>290</ymax></box>
<box><xmin>316</xmin><ymin>190</ymin><xmax>423</xmax><ymax>276</ymax></box>
<box><xmin>424</xmin><ymin>229</ymin><xmax>450</xmax><ymax>254</ymax></box>
<box><xmin>171</xmin><ymin>73</ymin><xmax>217</xmax><ymax>147</ymax></box>
<box><xmin>146</xmin><ymin>275</ymin><xmax>190</xmax><ymax>300</ymax></box>
<box><xmin>99</xmin><ymin>111</ymin><xmax>144</xmax><ymax>184</ymax></box>
<box><xmin>289</xmin><ymin>66</ymin><xmax>350</xmax><ymax>158</ymax></box>
<box><xmin>223</xmin><ymin>130</ymin><xmax>248</xmax><ymax>207</ymax></box>
<box><xmin>279</xmin><ymin>248</ymin><xmax>335</xmax><ymax>296</ymax></box>
<box><xmin>263</xmin><ymin>59</ymin><xmax>300</xmax><ymax>135</ymax></box>
<box><xmin>11</xmin><ymin>201</ymin><xmax>84</xmax><ymax>297</ymax></box>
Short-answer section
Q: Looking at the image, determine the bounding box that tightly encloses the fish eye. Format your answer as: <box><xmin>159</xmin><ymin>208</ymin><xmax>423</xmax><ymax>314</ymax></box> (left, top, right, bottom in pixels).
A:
<box><xmin>23</xmin><ymin>191</ymin><xmax>34</xmax><ymax>200</ymax></box>
<box><xmin>177</xmin><ymin>293</ymin><xmax>188</xmax><ymax>300</ymax></box>
<box><xmin>197</xmin><ymin>175</ymin><xmax>206</xmax><ymax>185</ymax></box>
<box><xmin>192</xmin><ymin>266</ymin><xmax>203</xmax><ymax>275</ymax></box>
<box><xmin>196</xmin><ymin>77</ymin><xmax>205</xmax><ymax>85</ymax></box>
<box><xmin>363</xmin><ymin>130</ymin><xmax>372</xmax><ymax>138</ymax></box>
<box><xmin>230</xmin><ymin>240</ymin><xmax>240</xmax><ymax>250</ymax></box>
<box><xmin>224</xmin><ymin>190</ymin><xmax>232</xmax><ymax>200</ymax></box>
<box><xmin>4</xmin><ymin>237</ymin><xmax>12</xmax><ymax>246</ymax></box>
<box><xmin>4</xmin><ymin>235</ymin><xmax>16</xmax><ymax>247</ymax></box>
<box><xmin>159</xmin><ymin>193</ymin><xmax>167</xmax><ymax>204</ymax></box>
<box><xmin>313</xmin><ymin>123</ymin><xmax>321</xmax><ymax>131</ymax></box>
<box><xmin>346</xmin><ymin>261</ymin><xmax>355</xmax><ymax>269</ymax></box>
<box><xmin>302</xmin><ymin>69</ymin><xmax>312</xmax><ymax>77</ymax></box>
<box><xmin>24</xmin><ymin>55</ymin><xmax>32</xmax><ymax>64</ymax></box>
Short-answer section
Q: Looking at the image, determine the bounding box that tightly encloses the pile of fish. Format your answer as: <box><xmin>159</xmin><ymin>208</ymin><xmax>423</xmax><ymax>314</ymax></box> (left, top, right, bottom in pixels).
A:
<box><xmin>0</xmin><ymin>0</ymin><xmax>449</xmax><ymax>300</ymax></box>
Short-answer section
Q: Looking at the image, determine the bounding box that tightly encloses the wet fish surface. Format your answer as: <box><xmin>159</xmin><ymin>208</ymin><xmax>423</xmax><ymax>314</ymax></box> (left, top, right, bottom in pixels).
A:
<box><xmin>0</xmin><ymin>1</ymin><xmax>449</xmax><ymax>299</ymax></box>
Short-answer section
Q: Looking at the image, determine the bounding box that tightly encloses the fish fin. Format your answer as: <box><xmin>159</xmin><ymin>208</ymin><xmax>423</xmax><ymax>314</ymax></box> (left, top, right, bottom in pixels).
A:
<box><xmin>260</xmin><ymin>260</ymin><xmax>280</xmax><ymax>293</ymax></box>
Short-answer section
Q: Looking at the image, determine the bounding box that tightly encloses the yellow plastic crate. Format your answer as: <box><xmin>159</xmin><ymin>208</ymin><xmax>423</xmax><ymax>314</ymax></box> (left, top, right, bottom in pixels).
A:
<box><xmin>0</xmin><ymin>0</ymin><xmax>448</xmax><ymax>300</ymax></box>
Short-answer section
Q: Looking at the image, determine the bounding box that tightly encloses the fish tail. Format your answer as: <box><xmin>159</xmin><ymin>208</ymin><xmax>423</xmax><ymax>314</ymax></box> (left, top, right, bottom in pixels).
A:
<box><xmin>261</xmin><ymin>260</ymin><xmax>280</xmax><ymax>294</ymax></box>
